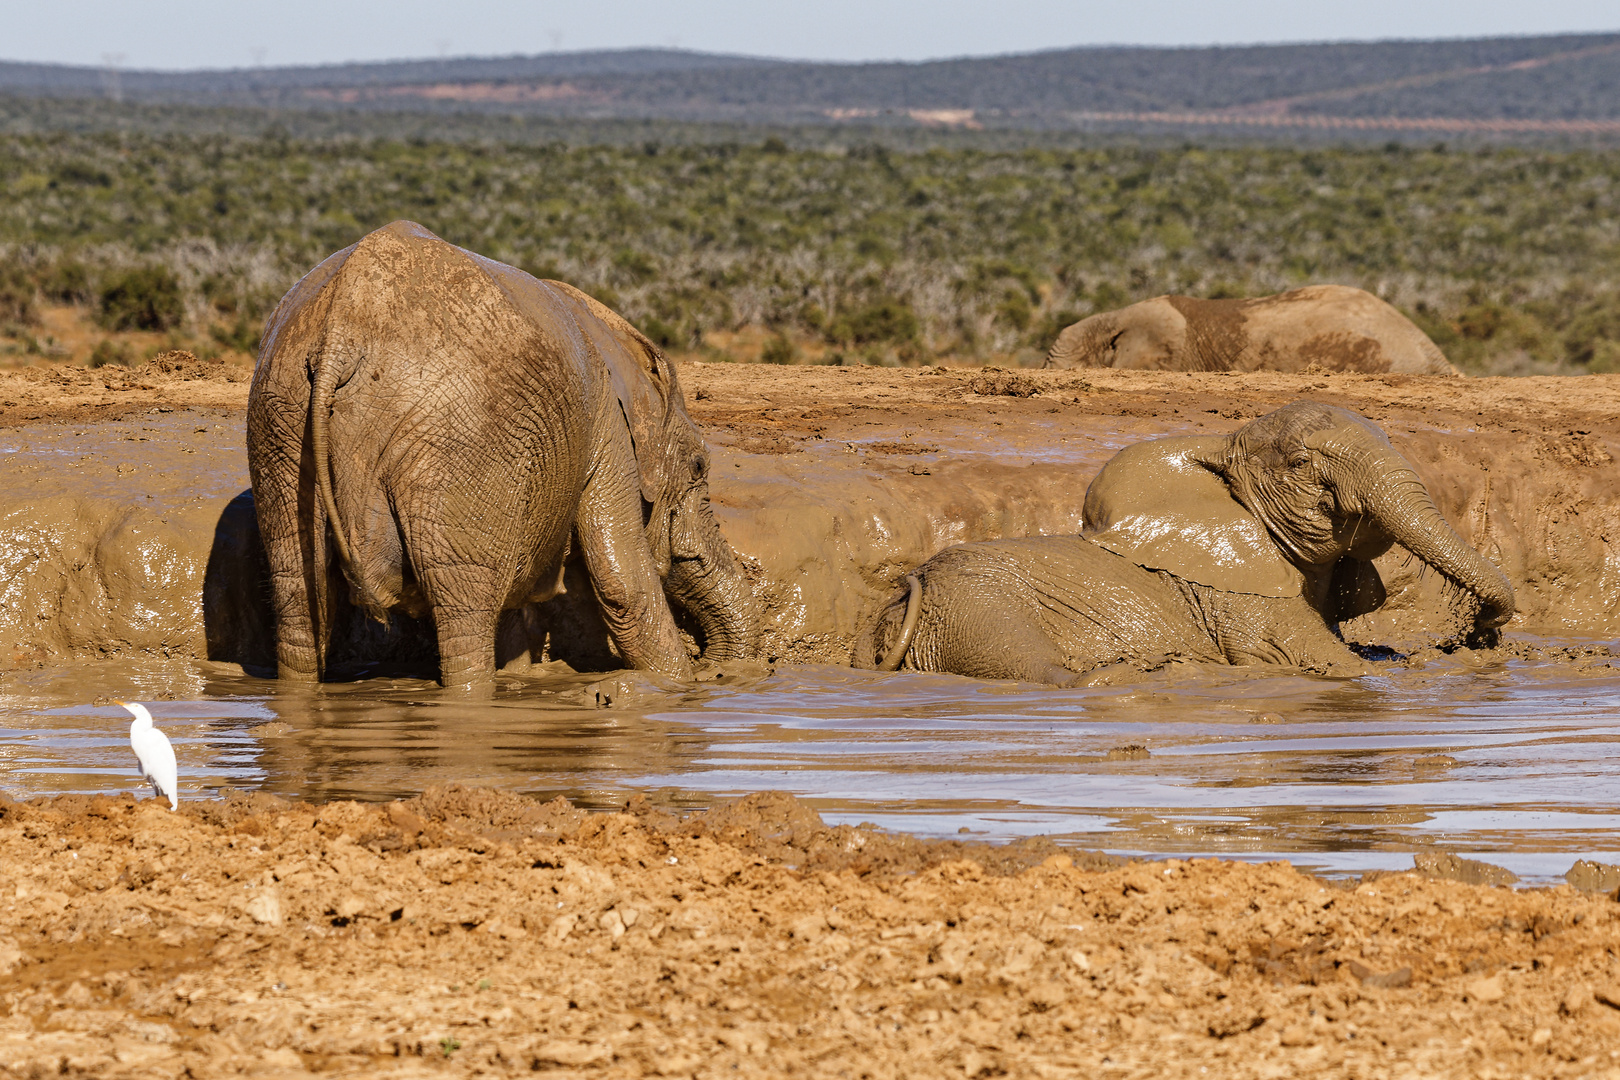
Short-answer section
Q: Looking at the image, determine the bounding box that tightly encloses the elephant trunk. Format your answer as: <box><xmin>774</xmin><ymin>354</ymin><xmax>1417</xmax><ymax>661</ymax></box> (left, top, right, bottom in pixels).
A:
<box><xmin>666</xmin><ymin>520</ymin><xmax>761</xmax><ymax>662</ymax></box>
<box><xmin>1358</xmin><ymin>451</ymin><xmax>1514</xmax><ymax>628</ymax></box>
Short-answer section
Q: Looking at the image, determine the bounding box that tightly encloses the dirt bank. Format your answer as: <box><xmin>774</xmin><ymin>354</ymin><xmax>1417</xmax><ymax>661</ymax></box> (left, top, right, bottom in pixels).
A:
<box><xmin>2</xmin><ymin>362</ymin><xmax>1618</xmax><ymax>671</ymax></box>
<box><xmin>2</xmin><ymin>788</ymin><xmax>1618</xmax><ymax>1079</ymax></box>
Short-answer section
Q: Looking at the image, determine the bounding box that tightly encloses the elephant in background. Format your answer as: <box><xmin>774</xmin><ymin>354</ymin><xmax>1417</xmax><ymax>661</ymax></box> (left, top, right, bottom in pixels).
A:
<box><xmin>1044</xmin><ymin>285</ymin><xmax>1457</xmax><ymax>376</ymax></box>
<box><xmin>853</xmin><ymin>402</ymin><xmax>1512</xmax><ymax>685</ymax></box>
<box><xmin>248</xmin><ymin>220</ymin><xmax>758</xmax><ymax>689</ymax></box>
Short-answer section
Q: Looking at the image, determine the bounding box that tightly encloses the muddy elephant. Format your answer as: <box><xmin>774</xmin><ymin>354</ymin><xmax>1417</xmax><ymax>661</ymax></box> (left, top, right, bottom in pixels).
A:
<box><xmin>248</xmin><ymin>220</ymin><xmax>758</xmax><ymax>689</ymax></box>
<box><xmin>853</xmin><ymin>402</ymin><xmax>1512</xmax><ymax>685</ymax></box>
<box><xmin>1044</xmin><ymin>285</ymin><xmax>1456</xmax><ymax>375</ymax></box>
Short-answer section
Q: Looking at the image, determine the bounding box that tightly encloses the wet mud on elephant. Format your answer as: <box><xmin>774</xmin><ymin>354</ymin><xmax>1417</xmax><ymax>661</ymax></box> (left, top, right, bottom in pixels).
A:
<box><xmin>854</xmin><ymin>402</ymin><xmax>1513</xmax><ymax>685</ymax></box>
<box><xmin>248</xmin><ymin>221</ymin><xmax>759</xmax><ymax>689</ymax></box>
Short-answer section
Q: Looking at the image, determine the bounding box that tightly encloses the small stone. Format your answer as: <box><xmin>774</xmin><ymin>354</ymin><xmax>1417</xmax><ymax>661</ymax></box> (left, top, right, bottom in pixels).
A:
<box><xmin>333</xmin><ymin>894</ymin><xmax>367</xmax><ymax>920</ymax></box>
<box><xmin>598</xmin><ymin>910</ymin><xmax>626</xmax><ymax>938</ymax></box>
<box><xmin>1278</xmin><ymin>1023</ymin><xmax>1316</xmax><ymax>1047</ymax></box>
<box><xmin>549</xmin><ymin>913</ymin><xmax>578</xmax><ymax>942</ymax></box>
<box><xmin>1466</xmin><ymin>975</ymin><xmax>1506</xmax><ymax>1003</ymax></box>
<box><xmin>484</xmin><ymin>919</ymin><xmax>526</xmax><ymax>940</ymax></box>
<box><xmin>1347</xmin><ymin>960</ymin><xmax>1412</xmax><ymax>989</ymax></box>
<box><xmin>532</xmin><ymin>1041</ymin><xmax>608</xmax><ymax>1067</ymax></box>
<box><xmin>1531</xmin><ymin>1027</ymin><xmax>1552</xmax><ymax>1048</ymax></box>
<box><xmin>1041</xmin><ymin>854</ymin><xmax>1073</xmax><ymax>871</ymax></box>
<box><xmin>245</xmin><ymin>893</ymin><xmax>283</xmax><ymax>927</ymax></box>
<box><xmin>1067</xmin><ymin>949</ymin><xmax>1091</xmax><ymax>972</ymax></box>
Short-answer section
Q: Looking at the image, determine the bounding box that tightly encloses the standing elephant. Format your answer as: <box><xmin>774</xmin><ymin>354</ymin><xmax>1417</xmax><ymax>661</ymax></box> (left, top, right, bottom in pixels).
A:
<box><xmin>1044</xmin><ymin>285</ymin><xmax>1457</xmax><ymax>375</ymax></box>
<box><xmin>852</xmin><ymin>402</ymin><xmax>1511</xmax><ymax>684</ymax></box>
<box><xmin>248</xmin><ymin>220</ymin><xmax>758</xmax><ymax>689</ymax></box>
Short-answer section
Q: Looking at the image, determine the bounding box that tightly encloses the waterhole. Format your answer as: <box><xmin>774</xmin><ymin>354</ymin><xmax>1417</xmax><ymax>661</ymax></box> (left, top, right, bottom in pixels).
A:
<box><xmin>4</xmin><ymin>647</ymin><xmax>1617</xmax><ymax>882</ymax></box>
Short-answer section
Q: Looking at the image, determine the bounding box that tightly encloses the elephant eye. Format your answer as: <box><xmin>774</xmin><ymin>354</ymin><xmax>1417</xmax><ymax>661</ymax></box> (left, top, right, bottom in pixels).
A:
<box><xmin>1287</xmin><ymin>451</ymin><xmax>1311</xmax><ymax>470</ymax></box>
<box><xmin>692</xmin><ymin>455</ymin><xmax>708</xmax><ymax>479</ymax></box>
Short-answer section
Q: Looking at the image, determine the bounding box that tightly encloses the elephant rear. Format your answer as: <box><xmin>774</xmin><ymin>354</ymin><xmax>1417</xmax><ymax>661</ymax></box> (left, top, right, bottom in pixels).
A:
<box><xmin>854</xmin><ymin>538</ymin><xmax>1220</xmax><ymax>684</ymax></box>
<box><xmin>248</xmin><ymin>221</ymin><xmax>596</xmax><ymax>684</ymax></box>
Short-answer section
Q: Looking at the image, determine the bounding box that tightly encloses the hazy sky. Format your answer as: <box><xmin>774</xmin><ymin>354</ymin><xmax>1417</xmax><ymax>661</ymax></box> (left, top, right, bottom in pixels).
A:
<box><xmin>8</xmin><ymin>0</ymin><xmax>1619</xmax><ymax>70</ymax></box>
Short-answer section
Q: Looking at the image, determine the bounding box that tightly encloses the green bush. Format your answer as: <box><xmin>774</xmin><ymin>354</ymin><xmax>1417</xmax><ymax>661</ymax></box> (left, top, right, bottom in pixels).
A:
<box><xmin>5</xmin><ymin>133</ymin><xmax>1620</xmax><ymax>371</ymax></box>
<box><xmin>210</xmin><ymin>315</ymin><xmax>262</xmax><ymax>355</ymax></box>
<box><xmin>87</xmin><ymin>339</ymin><xmax>131</xmax><ymax>368</ymax></box>
<box><xmin>0</xmin><ymin>265</ymin><xmax>35</xmax><ymax>324</ymax></box>
<box><xmin>99</xmin><ymin>266</ymin><xmax>184</xmax><ymax>331</ymax></box>
<box><xmin>1561</xmin><ymin>298</ymin><xmax>1620</xmax><ymax>367</ymax></box>
<box><xmin>760</xmin><ymin>332</ymin><xmax>797</xmax><ymax>364</ymax></box>
<box><xmin>41</xmin><ymin>259</ymin><xmax>91</xmax><ymax>305</ymax></box>
<box><xmin>826</xmin><ymin>298</ymin><xmax>920</xmax><ymax>346</ymax></box>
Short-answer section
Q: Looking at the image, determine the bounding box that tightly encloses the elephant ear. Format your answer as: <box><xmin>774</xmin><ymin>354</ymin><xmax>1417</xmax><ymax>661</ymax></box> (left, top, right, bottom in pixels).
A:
<box><xmin>1083</xmin><ymin>436</ymin><xmax>1304</xmax><ymax>598</ymax></box>
<box><xmin>1324</xmin><ymin>557</ymin><xmax>1386</xmax><ymax>623</ymax></box>
<box><xmin>541</xmin><ymin>281</ymin><xmax>678</xmax><ymax>506</ymax></box>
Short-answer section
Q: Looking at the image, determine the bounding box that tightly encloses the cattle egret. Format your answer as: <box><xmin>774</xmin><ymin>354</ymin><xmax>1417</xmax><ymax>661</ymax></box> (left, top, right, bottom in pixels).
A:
<box><xmin>119</xmin><ymin>701</ymin><xmax>178</xmax><ymax>810</ymax></box>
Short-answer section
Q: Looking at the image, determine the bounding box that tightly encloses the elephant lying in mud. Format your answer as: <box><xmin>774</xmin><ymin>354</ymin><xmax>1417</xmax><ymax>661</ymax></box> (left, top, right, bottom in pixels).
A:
<box><xmin>248</xmin><ymin>220</ymin><xmax>758</xmax><ymax>689</ymax></box>
<box><xmin>1044</xmin><ymin>285</ymin><xmax>1457</xmax><ymax>375</ymax></box>
<box><xmin>853</xmin><ymin>402</ymin><xmax>1512</xmax><ymax>685</ymax></box>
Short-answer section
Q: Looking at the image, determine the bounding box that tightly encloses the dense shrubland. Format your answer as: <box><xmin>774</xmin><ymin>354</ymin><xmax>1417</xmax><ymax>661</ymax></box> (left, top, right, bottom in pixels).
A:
<box><xmin>2</xmin><ymin>132</ymin><xmax>1619</xmax><ymax>372</ymax></box>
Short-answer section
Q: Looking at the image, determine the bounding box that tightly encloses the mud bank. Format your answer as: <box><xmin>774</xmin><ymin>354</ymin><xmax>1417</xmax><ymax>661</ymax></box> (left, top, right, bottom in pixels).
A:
<box><xmin>1</xmin><ymin>364</ymin><xmax>1618</xmax><ymax>671</ymax></box>
<box><xmin>2</xmin><ymin>788</ymin><xmax>1619</xmax><ymax>1079</ymax></box>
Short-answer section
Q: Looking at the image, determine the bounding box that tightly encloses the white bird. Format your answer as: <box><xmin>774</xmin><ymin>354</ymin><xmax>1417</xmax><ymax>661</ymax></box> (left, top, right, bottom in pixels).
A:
<box><xmin>119</xmin><ymin>701</ymin><xmax>178</xmax><ymax>810</ymax></box>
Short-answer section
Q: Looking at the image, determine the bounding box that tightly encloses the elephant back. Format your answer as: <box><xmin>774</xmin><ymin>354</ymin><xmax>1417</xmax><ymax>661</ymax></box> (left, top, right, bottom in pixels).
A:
<box><xmin>1082</xmin><ymin>436</ymin><xmax>1304</xmax><ymax>598</ymax></box>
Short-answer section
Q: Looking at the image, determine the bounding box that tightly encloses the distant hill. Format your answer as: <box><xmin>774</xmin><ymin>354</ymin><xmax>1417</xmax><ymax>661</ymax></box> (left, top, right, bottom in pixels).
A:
<box><xmin>4</xmin><ymin>33</ymin><xmax>1620</xmax><ymax>136</ymax></box>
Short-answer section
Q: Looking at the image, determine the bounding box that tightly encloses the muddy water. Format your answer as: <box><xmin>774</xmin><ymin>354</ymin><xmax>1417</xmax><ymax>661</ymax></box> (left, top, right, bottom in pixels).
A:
<box><xmin>4</xmin><ymin>649</ymin><xmax>1618</xmax><ymax>882</ymax></box>
<box><xmin>4</xmin><ymin>394</ymin><xmax>1620</xmax><ymax>883</ymax></box>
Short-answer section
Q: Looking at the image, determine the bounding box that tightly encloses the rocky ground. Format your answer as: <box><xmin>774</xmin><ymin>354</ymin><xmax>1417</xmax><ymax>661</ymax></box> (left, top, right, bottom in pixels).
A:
<box><xmin>2</xmin><ymin>787</ymin><xmax>1619</xmax><ymax>1080</ymax></box>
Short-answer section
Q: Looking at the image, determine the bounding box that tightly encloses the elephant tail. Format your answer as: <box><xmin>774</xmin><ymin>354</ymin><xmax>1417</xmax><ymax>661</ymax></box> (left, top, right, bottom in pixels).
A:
<box><xmin>875</xmin><ymin>574</ymin><xmax>923</xmax><ymax>672</ymax></box>
<box><xmin>307</xmin><ymin>338</ymin><xmax>378</xmax><ymax>668</ymax></box>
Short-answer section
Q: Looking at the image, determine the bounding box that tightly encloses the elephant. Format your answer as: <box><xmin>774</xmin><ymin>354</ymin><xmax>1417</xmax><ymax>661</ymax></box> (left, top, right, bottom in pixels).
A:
<box><xmin>1044</xmin><ymin>285</ymin><xmax>1457</xmax><ymax>375</ymax></box>
<box><xmin>247</xmin><ymin>220</ymin><xmax>759</xmax><ymax>689</ymax></box>
<box><xmin>852</xmin><ymin>401</ymin><xmax>1512</xmax><ymax>685</ymax></box>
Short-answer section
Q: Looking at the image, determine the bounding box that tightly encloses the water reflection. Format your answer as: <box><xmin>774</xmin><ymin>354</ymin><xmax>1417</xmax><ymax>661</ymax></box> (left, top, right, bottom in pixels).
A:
<box><xmin>2</xmin><ymin>649</ymin><xmax>1618</xmax><ymax>882</ymax></box>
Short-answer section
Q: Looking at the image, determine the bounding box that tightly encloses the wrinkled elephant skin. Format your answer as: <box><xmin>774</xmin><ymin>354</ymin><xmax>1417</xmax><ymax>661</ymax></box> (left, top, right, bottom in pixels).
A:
<box><xmin>247</xmin><ymin>221</ymin><xmax>758</xmax><ymax>689</ymax></box>
<box><xmin>854</xmin><ymin>402</ymin><xmax>1512</xmax><ymax>685</ymax></box>
<box><xmin>1045</xmin><ymin>285</ymin><xmax>1457</xmax><ymax>375</ymax></box>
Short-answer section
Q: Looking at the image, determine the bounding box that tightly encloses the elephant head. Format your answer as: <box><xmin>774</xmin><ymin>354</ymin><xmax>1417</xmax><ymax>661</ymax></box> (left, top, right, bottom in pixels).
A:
<box><xmin>1084</xmin><ymin>401</ymin><xmax>1513</xmax><ymax>632</ymax></box>
<box><xmin>548</xmin><ymin>282</ymin><xmax>761</xmax><ymax>661</ymax></box>
<box><xmin>1045</xmin><ymin>298</ymin><xmax>1189</xmax><ymax>370</ymax></box>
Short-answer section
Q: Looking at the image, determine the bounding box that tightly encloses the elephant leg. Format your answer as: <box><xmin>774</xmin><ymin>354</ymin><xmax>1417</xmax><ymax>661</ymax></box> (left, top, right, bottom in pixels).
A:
<box><xmin>413</xmin><ymin>561</ymin><xmax>503</xmax><ymax>689</ymax></box>
<box><xmin>252</xmin><ymin>453</ymin><xmax>321</xmax><ymax>681</ymax></box>
<box><xmin>935</xmin><ymin>619</ymin><xmax>1080</xmax><ymax>685</ymax></box>
<box><xmin>1213</xmin><ymin>592</ymin><xmax>1373</xmax><ymax>677</ymax></box>
<box><xmin>914</xmin><ymin>586</ymin><xmax>1083</xmax><ymax>686</ymax></box>
<box><xmin>266</xmin><ymin>553</ymin><xmax>320</xmax><ymax>681</ymax></box>
<box><xmin>577</xmin><ymin>440</ymin><xmax>693</xmax><ymax>679</ymax></box>
<box><xmin>495</xmin><ymin>608</ymin><xmax>532</xmax><ymax>673</ymax></box>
